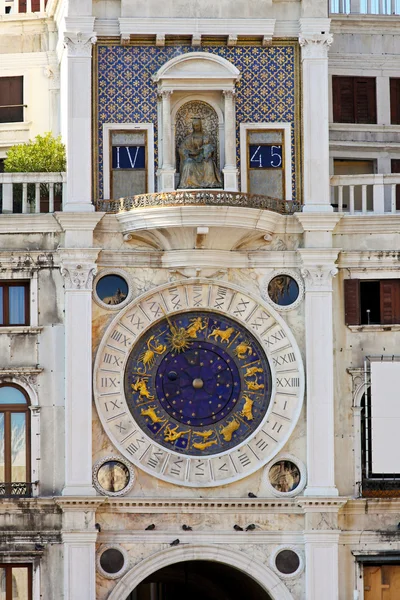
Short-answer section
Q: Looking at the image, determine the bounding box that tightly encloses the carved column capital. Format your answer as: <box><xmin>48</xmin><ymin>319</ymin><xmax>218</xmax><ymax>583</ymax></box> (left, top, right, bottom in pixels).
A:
<box><xmin>59</xmin><ymin>249</ymin><xmax>100</xmax><ymax>291</ymax></box>
<box><xmin>301</xmin><ymin>265</ymin><xmax>338</xmax><ymax>292</ymax></box>
<box><xmin>299</xmin><ymin>34</ymin><xmax>333</xmax><ymax>59</ymax></box>
<box><xmin>223</xmin><ymin>89</ymin><xmax>236</xmax><ymax>99</ymax></box>
<box><xmin>64</xmin><ymin>32</ymin><xmax>97</xmax><ymax>58</ymax></box>
<box><xmin>157</xmin><ymin>90</ymin><xmax>173</xmax><ymax>100</ymax></box>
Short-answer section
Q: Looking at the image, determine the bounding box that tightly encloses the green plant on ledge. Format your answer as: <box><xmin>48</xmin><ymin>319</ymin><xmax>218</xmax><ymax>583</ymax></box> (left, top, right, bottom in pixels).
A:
<box><xmin>4</xmin><ymin>132</ymin><xmax>66</xmax><ymax>213</ymax></box>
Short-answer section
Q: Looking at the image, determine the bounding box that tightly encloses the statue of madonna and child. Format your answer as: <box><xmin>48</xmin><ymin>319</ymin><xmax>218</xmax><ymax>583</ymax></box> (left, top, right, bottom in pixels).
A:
<box><xmin>177</xmin><ymin>118</ymin><xmax>223</xmax><ymax>189</ymax></box>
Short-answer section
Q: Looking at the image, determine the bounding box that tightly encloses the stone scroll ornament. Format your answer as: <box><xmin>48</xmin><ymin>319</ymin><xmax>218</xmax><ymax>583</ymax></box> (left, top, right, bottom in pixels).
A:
<box><xmin>94</xmin><ymin>281</ymin><xmax>304</xmax><ymax>487</ymax></box>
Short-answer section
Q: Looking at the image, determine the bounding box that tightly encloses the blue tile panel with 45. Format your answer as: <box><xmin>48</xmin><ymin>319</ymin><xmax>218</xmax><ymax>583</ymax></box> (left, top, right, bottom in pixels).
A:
<box><xmin>96</xmin><ymin>44</ymin><xmax>297</xmax><ymax>199</ymax></box>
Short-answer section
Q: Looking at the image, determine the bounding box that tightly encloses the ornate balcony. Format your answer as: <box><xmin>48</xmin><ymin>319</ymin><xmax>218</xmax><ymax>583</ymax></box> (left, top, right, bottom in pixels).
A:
<box><xmin>0</xmin><ymin>482</ymin><xmax>36</xmax><ymax>498</ymax></box>
<box><xmin>96</xmin><ymin>190</ymin><xmax>301</xmax><ymax>216</ymax></box>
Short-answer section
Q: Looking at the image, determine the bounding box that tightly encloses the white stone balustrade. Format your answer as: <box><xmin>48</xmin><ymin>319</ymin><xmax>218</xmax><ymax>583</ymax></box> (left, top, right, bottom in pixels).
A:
<box><xmin>0</xmin><ymin>172</ymin><xmax>66</xmax><ymax>213</ymax></box>
<box><xmin>330</xmin><ymin>174</ymin><xmax>400</xmax><ymax>214</ymax></box>
<box><xmin>330</xmin><ymin>0</ymin><xmax>400</xmax><ymax>13</ymax></box>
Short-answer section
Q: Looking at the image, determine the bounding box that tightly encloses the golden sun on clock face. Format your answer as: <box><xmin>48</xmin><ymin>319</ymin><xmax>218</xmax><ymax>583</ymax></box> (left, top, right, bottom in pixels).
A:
<box><xmin>94</xmin><ymin>280</ymin><xmax>304</xmax><ymax>487</ymax></box>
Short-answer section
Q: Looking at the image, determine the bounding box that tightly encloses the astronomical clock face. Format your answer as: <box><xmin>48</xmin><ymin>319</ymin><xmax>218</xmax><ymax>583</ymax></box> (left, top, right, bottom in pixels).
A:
<box><xmin>94</xmin><ymin>281</ymin><xmax>304</xmax><ymax>487</ymax></box>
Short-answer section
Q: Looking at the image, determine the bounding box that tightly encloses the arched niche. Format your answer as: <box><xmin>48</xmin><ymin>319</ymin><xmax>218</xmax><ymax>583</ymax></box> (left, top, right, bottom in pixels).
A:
<box><xmin>107</xmin><ymin>544</ymin><xmax>296</xmax><ymax>600</ymax></box>
<box><xmin>153</xmin><ymin>53</ymin><xmax>240</xmax><ymax>193</ymax></box>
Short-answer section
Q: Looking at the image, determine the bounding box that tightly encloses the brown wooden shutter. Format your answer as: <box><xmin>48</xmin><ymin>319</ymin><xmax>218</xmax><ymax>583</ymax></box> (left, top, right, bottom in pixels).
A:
<box><xmin>0</xmin><ymin>77</ymin><xmax>23</xmax><ymax>123</ymax></box>
<box><xmin>333</xmin><ymin>76</ymin><xmax>355</xmax><ymax>123</ymax></box>
<box><xmin>391</xmin><ymin>159</ymin><xmax>400</xmax><ymax>210</ymax></box>
<box><xmin>354</xmin><ymin>77</ymin><xmax>377</xmax><ymax>124</ymax></box>
<box><xmin>344</xmin><ymin>279</ymin><xmax>360</xmax><ymax>325</ymax></box>
<box><xmin>380</xmin><ymin>280</ymin><xmax>400</xmax><ymax>325</ymax></box>
<box><xmin>390</xmin><ymin>78</ymin><xmax>400</xmax><ymax>125</ymax></box>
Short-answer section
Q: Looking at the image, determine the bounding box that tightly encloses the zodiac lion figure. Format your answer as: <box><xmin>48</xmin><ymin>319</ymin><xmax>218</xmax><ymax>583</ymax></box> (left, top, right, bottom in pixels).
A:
<box><xmin>209</xmin><ymin>327</ymin><xmax>235</xmax><ymax>344</ymax></box>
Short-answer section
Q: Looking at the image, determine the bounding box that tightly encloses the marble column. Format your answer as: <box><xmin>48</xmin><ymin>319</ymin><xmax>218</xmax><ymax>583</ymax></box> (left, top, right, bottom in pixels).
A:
<box><xmin>299</xmin><ymin>248</ymin><xmax>340</xmax><ymax>496</ymax></box>
<box><xmin>61</xmin><ymin>24</ymin><xmax>96</xmax><ymax>211</ymax></box>
<box><xmin>299</xmin><ymin>498</ymin><xmax>345</xmax><ymax>600</ymax></box>
<box><xmin>222</xmin><ymin>90</ymin><xmax>238</xmax><ymax>191</ymax></box>
<box><xmin>59</xmin><ymin>247</ymin><xmax>100</xmax><ymax>496</ymax></box>
<box><xmin>158</xmin><ymin>90</ymin><xmax>175</xmax><ymax>192</ymax></box>
<box><xmin>57</xmin><ymin>499</ymin><xmax>102</xmax><ymax>600</ymax></box>
<box><xmin>299</xmin><ymin>27</ymin><xmax>333</xmax><ymax>212</ymax></box>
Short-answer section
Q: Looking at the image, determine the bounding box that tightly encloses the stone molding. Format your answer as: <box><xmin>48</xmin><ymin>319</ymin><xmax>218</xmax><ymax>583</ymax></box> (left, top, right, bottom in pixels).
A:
<box><xmin>118</xmin><ymin>17</ymin><xmax>276</xmax><ymax>44</ymax></box>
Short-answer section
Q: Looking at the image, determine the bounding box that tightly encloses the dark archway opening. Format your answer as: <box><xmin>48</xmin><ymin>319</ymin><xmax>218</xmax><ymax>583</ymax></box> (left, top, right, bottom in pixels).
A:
<box><xmin>126</xmin><ymin>560</ymin><xmax>273</xmax><ymax>600</ymax></box>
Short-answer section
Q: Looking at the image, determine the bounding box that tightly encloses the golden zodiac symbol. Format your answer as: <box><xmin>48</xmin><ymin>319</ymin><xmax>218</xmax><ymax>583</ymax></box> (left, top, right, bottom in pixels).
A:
<box><xmin>138</xmin><ymin>335</ymin><xmax>166</xmax><ymax>373</ymax></box>
<box><xmin>193</xmin><ymin>439</ymin><xmax>218</xmax><ymax>450</ymax></box>
<box><xmin>240</xmin><ymin>395</ymin><xmax>254</xmax><ymax>421</ymax></box>
<box><xmin>164</xmin><ymin>425</ymin><xmax>189</xmax><ymax>443</ymax></box>
<box><xmin>193</xmin><ymin>430</ymin><xmax>214</xmax><ymax>439</ymax></box>
<box><xmin>186</xmin><ymin>317</ymin><xmax>207</xmax><ymax>339</ymax></box>
<box><xmin>209</xmin><ymin>326</ymin><xmax>235</xmax><ymax>344</ymax></box>
<box><xmin>246</xmin><ymin>378</ymin><xmax>265</xmax><ymax>391</ymax></box>
<box><xmin>140</xmin><ymin>405</ymin><xmax>166</xmax><ymax>424</ymax></box>
<box><xmin>132</xmin><ymin>378</ymin><xmax>155</xmax><ymax>400</ymax></box>
<box><xmin>243</xmin><ymin>366</ymin><xmax>263</xmax><ymax>378</ymax></box>
<box><xmin>233</xmin><ymin>341</ymin><xmax>253</xmax><ymax>360</ymax></box>
<box><xmin>219</xmin><ymin>418</ymin><xmax>240</xmax><ymax>442</ymax></box>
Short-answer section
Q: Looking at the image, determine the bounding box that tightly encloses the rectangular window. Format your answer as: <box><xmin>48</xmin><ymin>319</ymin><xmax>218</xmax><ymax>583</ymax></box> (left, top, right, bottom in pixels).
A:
<box><xmin>246</xmin><ymin>129</ymin><xmax>285</xmax><ymax>199</ymax></box>
<box><xmin>390</xmin><ymin>78</ymin><xmax>400</xmax><ymax>125</ymax></box>
<box><xmin>332</xmin><ymin>76</ymin><xmax>377</xmax><ymax>124</ymax></box>
<box><xmin>344</xmin><ymin>279</ymin><xmax>400</xmax><ymax>326</ymax></box>
<box><xmin>0</xmin><ymin>77</ymin><xmax>23</xmax><ymax>123</ymax></box>
<box><xmin>110</xmin><ymin>130</ymin><xmax>147</xmax><ymax>199</ymax></box>
<box><xmin>0</xmin><ymin>282</ymin><xmax>29</xmax><ymax>326</ymax></box>
<box><xmin>0</xmin><ymin>565</ymin><xmax>32</xmax><ymax>600</ymax></box>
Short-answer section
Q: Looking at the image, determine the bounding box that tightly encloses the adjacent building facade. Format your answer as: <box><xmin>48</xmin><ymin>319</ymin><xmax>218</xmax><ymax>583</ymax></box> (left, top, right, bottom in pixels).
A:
<box><xmin>1</xmin><ymin>0</ymin><xmax>400</xmax><ymax>598</ymax></box>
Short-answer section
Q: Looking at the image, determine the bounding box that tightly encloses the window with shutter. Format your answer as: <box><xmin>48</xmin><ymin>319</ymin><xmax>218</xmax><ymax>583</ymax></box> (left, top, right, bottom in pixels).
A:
<box><xmin>333</xmin><ymin>76</ymin><xmax>355</xmax><ymax>123</ymax></box>
<box><xmin>380</xmin><ymin>280</ymin><xmax>400</xmax><ymax>325</ymax></box>
<box><xmin>0</xmin><ymin>77</ymin><xmax>23</xmax><ymax>123</ymax></box>
<box><xmin>355</xmin><ymin>78</ymin><xmax>377</xmax><ymax>124</ymax></box>
<box><xmin>332</xmin><ymin>76</ymin><xmax>376</xmax><ymax>124</ymax></box>
<box><xmin>344</xmin><ymin>279</ymin><xmax>360</xmax><ymax>325</ymax></box>
<box><xmin>390</xmin><ymin>79</ymin><xmax>400</xmax><ymax>125</ymax></box>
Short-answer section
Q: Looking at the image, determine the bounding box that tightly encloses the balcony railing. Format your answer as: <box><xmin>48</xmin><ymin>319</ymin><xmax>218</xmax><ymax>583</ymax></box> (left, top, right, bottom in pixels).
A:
<box><xmin>330</xmin><ymin>0</ymin><xmax>400</xmax><ymax>14</ymax></box>
<box><xmin>96</xmin><ymin>190</ymin><xmax>301</xmax><ymax>215</ymax></box>
<box><xmin>0</xmin><ymin>482</ymin><xmax>36</xmax><ymax>498</ymax></box>
<box><xmin>330</xmin><ymin>174</ymin><xmax>400</xmax><ymax>214</ymax></box>
<box><xmin>0</xmin><ymin>172</ymin><xmax>66</xmax><ymax>213</ymax></box>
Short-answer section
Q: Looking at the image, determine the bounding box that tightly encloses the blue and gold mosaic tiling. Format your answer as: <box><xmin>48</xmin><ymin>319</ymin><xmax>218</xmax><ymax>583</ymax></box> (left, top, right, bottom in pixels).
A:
<box><xmin>95</xmin><ymin>44</ymin><xmax>298</xmax><ymax>199</ymax></box>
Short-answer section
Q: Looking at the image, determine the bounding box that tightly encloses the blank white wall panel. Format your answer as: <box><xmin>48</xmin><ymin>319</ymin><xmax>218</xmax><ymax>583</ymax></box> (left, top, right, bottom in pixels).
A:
<box><xmin>371</xmin><ymin>361</ymin><xmax>400</xmax><ymax>473</ymax></box>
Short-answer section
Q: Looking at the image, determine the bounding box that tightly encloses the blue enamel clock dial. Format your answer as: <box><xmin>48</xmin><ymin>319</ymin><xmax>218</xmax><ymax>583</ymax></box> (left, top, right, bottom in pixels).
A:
<box><xmin>124</xmin><ymin>311</ymin><xmax>272</xmax><ymax>457</ymax></box>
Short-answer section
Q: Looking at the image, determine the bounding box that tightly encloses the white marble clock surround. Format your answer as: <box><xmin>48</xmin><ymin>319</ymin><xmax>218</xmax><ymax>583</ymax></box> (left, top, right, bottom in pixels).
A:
<box><xmin>94</xmin><ymin>279</ymin><xmax>304</xmax><ymax>487</ymax></box>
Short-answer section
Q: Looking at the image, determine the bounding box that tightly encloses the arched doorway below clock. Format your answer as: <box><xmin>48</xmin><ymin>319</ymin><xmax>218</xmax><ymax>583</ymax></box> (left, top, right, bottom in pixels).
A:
<box><xmin>124</xmin><ymin>560</ymin><xmax>273</xmax><ymax>600</ymax></box>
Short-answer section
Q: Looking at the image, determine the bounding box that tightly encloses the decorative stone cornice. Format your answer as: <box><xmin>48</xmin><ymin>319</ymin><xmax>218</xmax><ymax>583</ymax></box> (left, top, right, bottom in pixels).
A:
<box><xmin>64</xmin><ymin>31</ymin><xmax>97</xmax><ymax>58</ymax></box>
<box><xmin>97</xmin><ymin>497</ymin><xmax>302</xmax><ymax>515</ymax></box>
